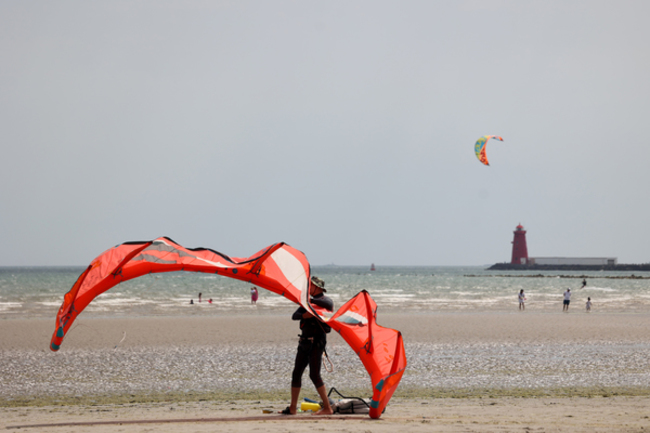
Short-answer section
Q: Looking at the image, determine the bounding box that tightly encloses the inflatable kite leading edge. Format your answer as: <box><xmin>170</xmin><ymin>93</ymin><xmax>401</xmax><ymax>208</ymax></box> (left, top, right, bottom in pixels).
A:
<box><xmin>474</xmin><ymin>135</ymin><xmax>504</xmax><ymax>166</ymax></box>
<box><xmin>50</xmin><ymin>237</ymin><xmax>406</xmax><ymax>419</ymax></box>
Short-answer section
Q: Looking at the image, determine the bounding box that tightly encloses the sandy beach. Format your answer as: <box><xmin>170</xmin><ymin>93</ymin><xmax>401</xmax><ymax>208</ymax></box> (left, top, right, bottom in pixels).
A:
<box><xmin>4</xmin><ymin>397</ymin><xmax>650</xmax><ymax>432</ymax></box>
<box><xmin>2</xmin><ymin>312</ymin><xmax>650</xmax><ymax>432</ymax></box>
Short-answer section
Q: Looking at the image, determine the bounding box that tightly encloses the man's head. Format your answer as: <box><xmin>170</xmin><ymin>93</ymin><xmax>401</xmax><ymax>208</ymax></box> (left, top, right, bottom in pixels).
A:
<box><xmin>310</xmin><ymin>276</ymin><xmax>326</xmax><ymax>296</ymax></box>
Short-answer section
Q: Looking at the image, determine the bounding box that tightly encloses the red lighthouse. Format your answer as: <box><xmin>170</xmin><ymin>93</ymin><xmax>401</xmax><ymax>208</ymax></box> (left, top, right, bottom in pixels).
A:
<box><xmin>511</xmin><ymin>224</ymin><xmax>529</xmax><ymax>265</ymax></box>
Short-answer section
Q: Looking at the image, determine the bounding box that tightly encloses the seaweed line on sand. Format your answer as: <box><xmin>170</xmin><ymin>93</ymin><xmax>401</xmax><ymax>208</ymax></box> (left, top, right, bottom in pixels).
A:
<box><xmin>4</xmin><ymin>386</ymin><xmax>650</xmax><ymax>408</ymax></box>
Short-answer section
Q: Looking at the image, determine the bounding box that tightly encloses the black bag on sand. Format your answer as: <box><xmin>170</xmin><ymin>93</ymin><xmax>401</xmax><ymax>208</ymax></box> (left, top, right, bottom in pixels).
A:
<box><xmin>327</xmin><ymin>387</ymin><xmax>371</xmax><ymax>415</ymax></box>
<box><xmin>333</xmin><ymin>398</ymin><xmax>371</xmax><ymax>414</ymax></box>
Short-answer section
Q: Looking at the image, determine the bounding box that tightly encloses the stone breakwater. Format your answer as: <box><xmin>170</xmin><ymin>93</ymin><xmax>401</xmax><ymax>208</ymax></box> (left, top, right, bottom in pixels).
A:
<box><xmin>466</xmin><ymin>274</ymin><xmax>650</xmax><ymax>279</ymax></box>
<box><xmin>488</xmin><ymin>263</ymin><xmax>650</xmax><ymax>272</ymax></box>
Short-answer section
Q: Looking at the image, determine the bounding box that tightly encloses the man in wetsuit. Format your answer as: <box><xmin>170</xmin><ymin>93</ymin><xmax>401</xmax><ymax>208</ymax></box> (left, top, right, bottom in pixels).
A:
<box><xmin>282</xmin><ymin>276</ymin><xmax>334</xmax><ymax>415</ymax></box>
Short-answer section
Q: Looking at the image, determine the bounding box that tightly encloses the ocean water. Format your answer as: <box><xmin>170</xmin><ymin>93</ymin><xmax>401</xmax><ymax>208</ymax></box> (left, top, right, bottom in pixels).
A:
<box><xmin>2</xmin><ymin>266</ymin><xmax>650</xmax><ymax>319</ymax></box>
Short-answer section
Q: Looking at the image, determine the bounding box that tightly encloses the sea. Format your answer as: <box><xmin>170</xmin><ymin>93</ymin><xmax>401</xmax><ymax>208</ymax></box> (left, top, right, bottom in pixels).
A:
<box><xmin>2</xmin><ymin>265</ymin><xmax>650</xmax><ymax>319</ymax></box>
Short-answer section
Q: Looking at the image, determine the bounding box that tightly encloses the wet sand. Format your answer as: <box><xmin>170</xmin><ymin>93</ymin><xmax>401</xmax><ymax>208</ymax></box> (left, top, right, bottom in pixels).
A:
<box><xmin>2</xmin><ymin>312</ymin><xmax>650</xmax><ymax>431</ymax></box>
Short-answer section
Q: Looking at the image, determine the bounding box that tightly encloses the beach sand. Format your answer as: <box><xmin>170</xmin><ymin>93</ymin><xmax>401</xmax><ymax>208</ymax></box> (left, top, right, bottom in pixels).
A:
<box><xmin>4</xmin><ymin>397</ymin><xmax>650</xmax><ymax>432</ymax></box>
<box><xmin>2</xmin><ymin>312</ymin><xmax>650</xmax><ymax>432</ymax></box>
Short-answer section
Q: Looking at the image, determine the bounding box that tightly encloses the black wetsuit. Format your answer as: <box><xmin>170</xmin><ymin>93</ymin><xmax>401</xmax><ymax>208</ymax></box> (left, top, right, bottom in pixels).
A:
<box><xmin>290</xmin><ymin>294</ymin><xmax>333</xmax><ymax>388</ymax></box>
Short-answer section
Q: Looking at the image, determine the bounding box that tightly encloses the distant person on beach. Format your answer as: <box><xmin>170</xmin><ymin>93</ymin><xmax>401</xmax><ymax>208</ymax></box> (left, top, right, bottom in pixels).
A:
<box><xmin>281</xmin><ymin>276</ymin><xmax>334</xmax><ymax>416</ymax></box>
<box><xmin>563</xmin><ymin>289</ymin><xmax>571</xmax><ymax>312</ymax></box>
<box><xmin>251</xmin><ymin>287</ymin><xmax>259</xmax><ymax>304</ymax></box>
<box><xmin>190</xmin><ymin>299</ymin><xmax>194</xmax><ymax>305</ymax></box>
<box><xmin>208</xmin><ymin>298</ymin><xmax>213</xmax><ymax>304</ymax></box>
<box><xmin>198</xmin><ymin>292</ymin><xmax>202</xmax><ymax>303</ymax></box>
<box><xmin>586</xmin><ymin>297</ymin><xmax>592</xmax><ymax>312</ymax></box>
<box><xmin>518</xmin><ymin>289</ymin><xmax>526</xmax><ymax>311</ymax></box>
<box><xmin>581</xmin><ymin>279</ymin><xmax>587</xmax><ymax>289</ymax></box>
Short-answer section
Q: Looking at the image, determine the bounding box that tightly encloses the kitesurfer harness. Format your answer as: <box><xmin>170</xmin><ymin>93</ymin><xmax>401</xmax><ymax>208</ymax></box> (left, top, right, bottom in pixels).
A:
<box><xmin>297</xmin><ymin>331</ymin><xmax>334</xmax><ymax>373</ymax></box>
<box><xmin>316</xmin><ymin>321</ymin><xmax>334</xmax><ymax>372</ymax></box>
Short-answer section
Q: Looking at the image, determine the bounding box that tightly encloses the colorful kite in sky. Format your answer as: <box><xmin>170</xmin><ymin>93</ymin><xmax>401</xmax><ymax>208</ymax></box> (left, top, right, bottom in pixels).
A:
<box><xmin>50</xmin><ymin>237</ymin><xmax>406</xmax><ymax>419</ymax></box>
<box><xmin>474</xmin><ymin>135</ymin><xmax>504</xmax><ymax>166</ymax></box>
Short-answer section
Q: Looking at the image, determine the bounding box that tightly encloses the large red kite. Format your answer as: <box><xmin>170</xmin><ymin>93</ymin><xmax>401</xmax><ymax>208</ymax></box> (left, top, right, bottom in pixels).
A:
<box><xmin>50</xmin><ymin>237</ymin><xmax>406</xmax><ymax>419</ymax></box>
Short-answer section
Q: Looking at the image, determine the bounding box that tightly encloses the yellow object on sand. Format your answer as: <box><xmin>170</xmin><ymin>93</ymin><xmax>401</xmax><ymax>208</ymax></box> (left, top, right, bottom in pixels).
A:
<box><xmin>300</xmin><ymin>402</ymin><xmax>321</xmax><ymax>412</ymax></box>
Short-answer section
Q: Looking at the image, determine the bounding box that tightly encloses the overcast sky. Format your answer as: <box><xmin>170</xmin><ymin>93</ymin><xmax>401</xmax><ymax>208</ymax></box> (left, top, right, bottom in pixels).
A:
<box><xmin>1</xmin><ymin>1</ymin><xmax>649</xmax><ymax>266</ymax></box>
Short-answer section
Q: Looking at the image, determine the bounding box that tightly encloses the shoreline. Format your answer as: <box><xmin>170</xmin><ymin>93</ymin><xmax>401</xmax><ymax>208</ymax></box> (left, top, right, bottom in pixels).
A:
<box><xmin>4</xmin><ymin>310</ymin><xmax>650</xmax><ymax>349</ymax></box>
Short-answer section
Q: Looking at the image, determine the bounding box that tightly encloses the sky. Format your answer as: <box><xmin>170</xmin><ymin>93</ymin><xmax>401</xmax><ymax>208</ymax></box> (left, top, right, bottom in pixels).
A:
<box><xmin>1</xmin><ymin>0</ymin><xmax>649</xmax><ymax>266</ymax></box>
